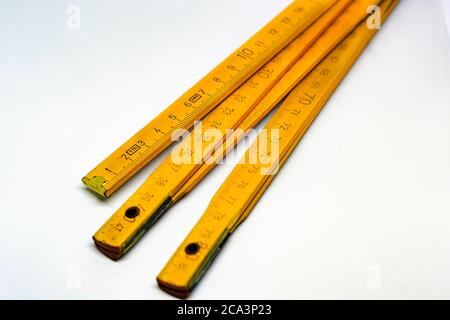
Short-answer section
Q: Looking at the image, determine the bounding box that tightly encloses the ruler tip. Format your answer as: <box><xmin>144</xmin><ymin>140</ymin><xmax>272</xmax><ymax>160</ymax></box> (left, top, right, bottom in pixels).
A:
<box><xmin>82</xmin><ymin>176</ymin><xmax>107</xmax><ymax>199</ymax></box>
<box><xmin>156</xmin><ymin>278</ymin><xmax>190</xmax><ymax>299</ymax></box>
<box><xmin>93</xmin><ymin>237</ymin><xmax>122</xmax><ymax>261</ymax></box>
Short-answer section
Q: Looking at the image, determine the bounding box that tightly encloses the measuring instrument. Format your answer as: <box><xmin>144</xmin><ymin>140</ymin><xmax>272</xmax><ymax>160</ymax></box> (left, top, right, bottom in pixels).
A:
<box><xmin>93</xmin><ymin>0</ymin><xmax>379</xmax><ymax>260</ymax></box>
<box><xmin>157</xmin><ymin>0</ymin><xmax>399</xmax><ymax>298</ymax></box>
<box><xmin>82</xmin><ymin>0</ymin><xmax>336</xmax><ymax>198</ymax></box>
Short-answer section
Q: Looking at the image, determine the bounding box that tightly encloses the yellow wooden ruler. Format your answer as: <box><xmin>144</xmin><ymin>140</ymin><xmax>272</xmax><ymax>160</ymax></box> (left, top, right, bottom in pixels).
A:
<box><xmin>93</xmin><ymin>0</ymin><xmax>378</xmax><ymax>260</ymax></box>
<box><xmin>82</xmin><ymin>0</ymin><xmax>336</xmax><ymax>198</ymax></box>
<box><xmin>157</xmin><ymin>0</ymin><xmax>399</xmax><ymax>299</ymax></box>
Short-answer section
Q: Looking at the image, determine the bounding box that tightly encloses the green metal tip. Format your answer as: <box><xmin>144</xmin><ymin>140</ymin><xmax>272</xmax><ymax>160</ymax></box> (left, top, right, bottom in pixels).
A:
<box><xmin>82</xmin><ymin>176</ymin><xmax>107</xmax><ymax>199</ymax></box>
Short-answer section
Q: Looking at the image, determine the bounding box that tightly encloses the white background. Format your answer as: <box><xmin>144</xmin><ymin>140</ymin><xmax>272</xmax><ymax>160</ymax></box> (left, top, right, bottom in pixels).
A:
<box><xmin>1</xmin><ymin>0</ymin><xmax>450</xmax><ymax>299</ymax></box>
<box><xmin>442</xmin><ymin>0</ymin><xmax>450</xmax><ymax>38</ymax></box>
